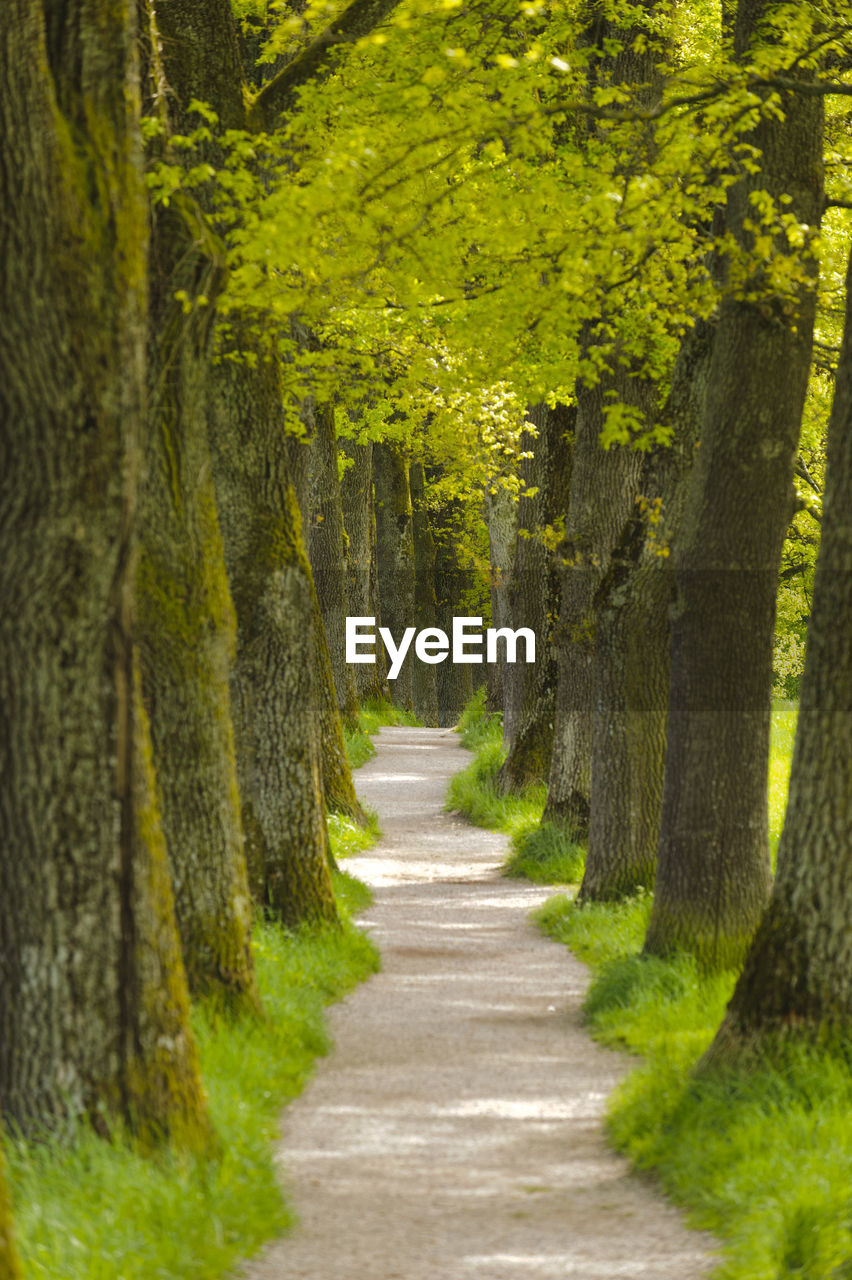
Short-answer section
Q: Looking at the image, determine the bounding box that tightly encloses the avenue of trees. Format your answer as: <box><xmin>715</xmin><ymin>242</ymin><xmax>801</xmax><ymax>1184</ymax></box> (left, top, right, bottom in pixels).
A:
<box><xmin>1</xmin><ymin>0</ymin><xmax>851</xmax><ymax>1269</ymax></box>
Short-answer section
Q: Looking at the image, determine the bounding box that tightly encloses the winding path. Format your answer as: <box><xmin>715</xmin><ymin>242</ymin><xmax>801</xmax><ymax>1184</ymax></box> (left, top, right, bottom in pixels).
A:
<box><xmin>243</xmin><ymin>726</ymin><xmax>715</xmax><ymax>1280</ymax></box>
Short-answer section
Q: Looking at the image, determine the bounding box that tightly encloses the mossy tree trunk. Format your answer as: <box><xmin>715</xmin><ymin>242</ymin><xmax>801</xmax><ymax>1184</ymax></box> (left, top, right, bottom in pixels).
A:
<box><xmin>543</xmin><ymin>371</ymin><xmax>646</xmax><ymax>832</ymax></box>
<box><xmin>500</xmin><ymin>421</ymin><xmax>539</xmax><ymax>749</ymax></box>
<box><xmin>309</xmin><ymin>404</ymin><xmax>360</xmax><ymax>728</ymax></box>
<box><xmin>543</xmin><ymin>1</ymin><xmax>665</xmax><ymax>834</ymax></box>
<box><xmin>643</xmin><ymin>0</ymin><xmax>823</xmax><ymax>969</ymax></box>
<box><xmin>156</xmin><ymin>0</ymin><xmax>341</xmax><ymax>921</ymax></box>
<box><xmin>341</xmin><ymin>437</ymin><xmax>388</xmax><ymax>700</ymax></box>
<box><xmin>499</xmin><ymin>404</ymin><xmax>572</xmax><ymax>791</ymax></box>
<box><xmin>432</xmin><ymin>495</ymin><xmax>475</xmax><ymax>727</ymax></box>
<box><xmin>0</xmin><ymin>0</ymin><xmax>208</xmax><ymax>1146</ymax></box>
<box><xmin>373</xmin><ymin>441</ymin><xmax>416</xmax><ymax>712</ymax></box>
<box><xmin>208</xmin><ymin>351</ymin><xmax>338</xmax><ymax>924</ymax></box>
<box><xmin>706</xmin><ymin>246</ymin><xmax>852</xmax><ymax>1051</ymax></box>
<box><xmin>135</xmin><ymin>22</ymin><xmax>259</xmax><ymax>1015</ymax></box>
<box><xmin>410</xmin><ymin>461</ymin><xmax>440</xmax><ymax>726</ymax></box>
<box><xmin>580</xmin><ymin>322</ymin><xmax>712</xmax><ymax>902</ymax></box>
<box><xmin>484</xmin><ymin>482</ymin><xmax>517</xmax><ymax>719</ymax></box>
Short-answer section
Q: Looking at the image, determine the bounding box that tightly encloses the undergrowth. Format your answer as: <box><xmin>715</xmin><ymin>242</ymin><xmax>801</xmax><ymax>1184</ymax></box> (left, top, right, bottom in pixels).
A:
<box><xmin>448</xmin><ymin>689</ymin><xmax>584</xmax><ymax>884</ymax></box>
<box><xmin>535</xmin><ymin>700</ymin><xmax>852</xmax><ymax>1280</ymax></box>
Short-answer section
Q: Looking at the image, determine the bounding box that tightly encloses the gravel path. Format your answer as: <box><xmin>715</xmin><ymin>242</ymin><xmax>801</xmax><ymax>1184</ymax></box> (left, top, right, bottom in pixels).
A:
<box><xmin>242</xmin><ymin>726</ymin><xmax>716</xmax><ymax>1280</ymax></box>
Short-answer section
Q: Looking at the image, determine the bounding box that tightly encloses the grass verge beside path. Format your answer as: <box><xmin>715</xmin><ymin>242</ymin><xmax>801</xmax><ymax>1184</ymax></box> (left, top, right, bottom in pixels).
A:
<box><xmin>535</xmin><ymin>889</ymin><xmax>852</xmax><ymax>1280</ymax></box>
<box><xmin>446</xmin><ymin>689</ymin><xmax>584</xmax><ymax>884</ymax></box>
<box><xmin>7</xmin><ymin>698</ymin><xmax>397</xmax><ymax>1279</ymax></box>
<box><xmin>451</xmin><ymin>694</ymin><xmax>852</xmax><ymax>1279</ymax></box>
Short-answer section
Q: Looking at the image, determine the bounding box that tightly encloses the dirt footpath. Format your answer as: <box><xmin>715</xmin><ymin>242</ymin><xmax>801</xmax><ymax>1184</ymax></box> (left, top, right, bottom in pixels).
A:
<box><xmin>242</xmin><ymin>726</ymin><xmax>716</xmax><ymax>1280</ymax></box>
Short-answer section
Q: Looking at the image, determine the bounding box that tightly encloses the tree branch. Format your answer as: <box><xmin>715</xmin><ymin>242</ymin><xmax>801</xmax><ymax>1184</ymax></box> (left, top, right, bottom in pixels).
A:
<box><xmin>249</xmin><ymin>0</ymin><xmax>402</xmax><ymax>128</ymax></box>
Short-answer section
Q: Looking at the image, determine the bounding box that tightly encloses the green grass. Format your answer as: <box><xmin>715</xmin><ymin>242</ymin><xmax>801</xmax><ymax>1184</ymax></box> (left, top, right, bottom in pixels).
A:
<box><xmin>327</xmin><ymin>807</ymin><xmax>381</xmax><ymax>860</ymax></box>
<box><xmin>343</xmin><ymin>695</ymin><xmax>422</xmax><ymax>771</ymax></box>
<box><xmin>534</xmin><ymin>699</ymin><xmax>852</xmax><ymax>1279</ymax></box>
<box><xmin>447</xmin><ymin>692</ymin><xmax>584</xmax><ymax>885</ymax></box>
<box><xmin>7</xmin><ymin>884</ymin><xmax>379</xmax><ymax>1279</ymax></box>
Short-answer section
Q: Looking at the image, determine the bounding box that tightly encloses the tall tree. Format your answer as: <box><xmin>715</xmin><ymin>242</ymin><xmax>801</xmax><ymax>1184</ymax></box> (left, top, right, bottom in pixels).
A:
<box><xmin>136</xmin><ymin>10</ymin><xmax>259</xmax><ymax>1015</ymax></box>
<box><xmin>483</xmin><ymin>481</ymin><xmax>517</xmax><ymax>719</ymax></box>
<box><xmin>543</xmin><ymin>0</ymin><xmax>668</xmax><ymax>833</ymax></box>
<box><xmin>410</xmin><ymin>461</ymin><xmax>440</xmax><ymax>726</ymax></box>
<box><xmin>309</xmin><ymin>404</ymin><xmax>360</xmax><ymax>728</ymax></box>
<box><xmin>373</xmin><ymin>440</ymin><xmax>416</xmax><ymax>712</ymax></box>
<box><xmin>0</xmin><ymin>1131</ymin><xmax>21</xmax><ymax>1280</ymax></box>
<box><xmin>499</xmin><ymin>403</ymin><xmax>572</xmax><ymax>790</ymax></box>
<box><xmin>543</xmin><ymin>366</ymin><xmax>648</xmax><ymax>829</ymax></box>
<box><xmin>644</xmin><ymin>0</ymin><xmax>824</xmax><ymax>968</ymax></box>
<box><xmin>707</xmin><ymin>239</ymin><xmax>852</xmax><ymax>1050</ymax></box>
<box><xmin>154</xmin><ymin>0</ymin><xmax>350</xmax><ymax>920</ymax></box>
<box><xmin>341</xmin><ymin>437</ymin><xmax>388</xmax><ymax>700</ymax></box>
<box><xmin>0</xmin><ymin>0</ymin><xmax>208</xmax><ymax>1144</ymax></box>
<box><xmin>580</xmin><ymin>321</ymin><xmax>712</xmax><ymax>901</ymax></box>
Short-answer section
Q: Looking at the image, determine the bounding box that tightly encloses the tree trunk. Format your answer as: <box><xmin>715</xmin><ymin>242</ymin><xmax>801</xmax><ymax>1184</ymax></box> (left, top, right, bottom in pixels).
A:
<box><xmin>0</xmin><ymin>0</ymin><xmax>210</xmax><ymax>1146</ymax></box>
<box><xmin>309</xmin><ymin>404</ymin><xmax>360</xmax><ymax>727</ymax></box>
<box><xmin>208</xmin><ymin>351</ymin><xmax>338</xmax><ymax>926</ymax></box>
<box><xmin>156</xmin><ymin>0</ymin><xmax>343</xmax><ymax>917</ymax></box>
<box><xmin>135</xmin><ymin>97</ymin><xmax>258</xmax><ymax>1013</ymax></box>
<box><xmin>706</xmin><ymin>244</ymin><xmax>852</xmax><ymax>1050</ymax></box>
<box><xmin>644</xmin><ymin>3</ymin><xmax>823</xmax><ymax>969</ymax></box>
<box><xmin>543</xmin><ymin>374</ymin><xmax>646</xmax><ymax>830</ymax></box>
<box><xmin>499</xmin><ymin>404</ymin><xmax>572</xmax><ymax>790</ymax></box>
<box><xmin>542</xmin><ymin>0</ymin><xmax>668</xmax><ymax>832</ymax></box>
<box><xmin>433</xmin><ymin>500</ymin><xmax>475</xmax><ymax>726</ymax></box>
<box><xmin>410</xmin><ymin>461</ymin><xmax>440</xmax><ymax>726</ymax></box>
<box><xmin>484</xmin><ymin>483</ymin><xmax>517</xmax><ymax>719</ymax></box>
<box><xmin>373</xmin><ymin>441</ymin><xmax>416</xmax><ymax>712</ymax></box>
<box><xmin>341</xmin><ymin>438</ymin><xmax>387</xmax><ymax>700</ymax></box>
<box><xmin>581</xmin><ymin>321</ymin><xmax>712</xmax><ymax>901</ymax></box>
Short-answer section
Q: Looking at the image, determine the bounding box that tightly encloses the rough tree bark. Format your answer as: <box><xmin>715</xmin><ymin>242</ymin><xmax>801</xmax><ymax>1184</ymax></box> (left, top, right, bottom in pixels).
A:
<box><xmin>543</xmin><ymin>0</ymin><xmax>666</xmax><ymax>834</ymax></box>
<box><xmin>156</xmin><ymin>0</ymin><xmax>348</xmax><ymax>914</ymax></box>
<box><xmin>373</xmin><ymin>441</ymin><xmax>416</xmax><ymax>712</ymax></box>
<box><xmin>432</xmin><ymin>494</ymin><xmax>475</xmax><ymax>726</ymax></box>
<box><xmin>208</xmin><ymin>351</ymin><xmax>338</xmax><ymax>924</ymax></box>
<box><xmin>483</xmin><ymin>482</ymin><xmax>517</xmax><ymax>720</ymax></box>
<box><xmin>543</xmin><ymin>373</ymin><xmax>647</xmax><ymax>830</ymax></box>
<box><xmin>410</xmin><ymin>461</ymin><xmax>440</xmax><ymax>726</ymax></box>
<box><xmin>499</xmin><ymin>404</ymin><xmax>572</xmax><ymax>790</ymax></box>
<box><xmin>309</xmin><ymin>404</ymin><xmax>360</xmax><ymax>727</ymax></box>
<box><xmin>135</xmin><ymin>15</ymin><xmax>259</xmax><ymax>1014</ymax></box>
<box><xmin>644</xmin><ymin>0</ymin><xmax>824</xmax><ymax>968</ymax></box>
<box><xmin>706</xmin><ymin>243</ymin><xmax>852</xmax><ymax>1049</ymax></box>
<box><xmin>0</xmin><ymin>0</ymin><xmax>208</xmax><ymax>1145</ymax></box>
<box><xmin>580</xmin><ymin>321</ymin><xmax>713</xmax><ymax>901</ymax></box>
